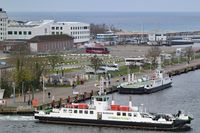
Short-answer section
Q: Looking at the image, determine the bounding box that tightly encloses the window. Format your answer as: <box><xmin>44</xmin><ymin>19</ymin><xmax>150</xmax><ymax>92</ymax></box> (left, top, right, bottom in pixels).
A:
<box><xmin>23</xmin><ymin>31</ymin><xmax>27</xmax><ymax>35</ymax></box>
<box><xmin>28</xmin><ymin>31</ymin><xmax>31</xmax><ymax>35</ymax></box>
<box><xmin>133</xmin><ymin>114</ymin><xmax>137</xmax><ymax>117</ymax></box>
<box><xmin>84</xmin><ymin>110</ymin><xmax>88</xmax><ymax>114</ymax></box>
<box><xmin>79</xmin><ymin>110</ymin><xmax>83</xmax><ymax>114</ymax></box>
<box><xmin>128</xmin><ymin>113</ymin><xmax>132</xmax><ymax>117</ymax></box>
<box><xmin>71</xmin><ymin>27</ymin><xmax>72</xmax><ymax>30</ymax></box>
<box><xmin>60</xmin><ymin>27</ymin><xmax>63</xmax><ymax>30</ymax></box>
<box><xmin>90</xmin><ymin>111</ymin><xmax>94</xmax><ymax>114</ymax></box>
<box><xmin>19</xmin><ymin>31</ymin><xmax>22</xmax><ymax>35</ymax></box>
<box><xmin>56</xmin><ymin>27</ymin><xmax>59</xmax><ymax>30</ymax></box>
<box><xmin>74</xmin><ymin>110</ymin><xmax>77</xmax><ymax>113</ymax></box>
<box><xmin>84</xmin><ymin>26</ymin><xmax>88</xmax><ymax>29</ymax></box>
<box><xmin>52</xmin><ymin>27</ymin><xmax>55</xmax><ymax>30</ymax></box>
<box><xmin>52</xmin><ymin>32</ymin><xmax>55</xmax><ymax>35</ymax></box>
<box><xmin>60</xmin><ymin>32</ymin><xmax>62</xmax><ymax>35</ymax></box>
<box><xmin>8</xmin><ymin>31</ymin><xmax>12</xmax><ymax>35</ymax></box>
<box><xmin>68</xmin><ymin>109</ymin><xmax>72</xmax><ymax>113</ymax></box>
<box><xmin>14</xmin><ymin>31</ymin><xmax>17</xmax><ymax>35</ymax></box>
<box><xmin>117</xmin><ymin>112</ymin><xmax>121</xmax><ymax>116</ymax></box>
<box><xmin>56</xmin><ymin>32</ymin><xmax>59</xmax><ymax>35</ymax></box>
<box><xmin>122</xmin><ymin>113</ymin><xmax>126</xmax><ymax>116</ymax></box>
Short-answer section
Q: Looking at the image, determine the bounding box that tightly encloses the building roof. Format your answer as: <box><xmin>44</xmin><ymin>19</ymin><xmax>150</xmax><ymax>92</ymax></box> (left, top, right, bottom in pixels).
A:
<box><xmin>29</xmin><ymin>34</ymin><xmax>73</xmax><ymax>43</ymax></box>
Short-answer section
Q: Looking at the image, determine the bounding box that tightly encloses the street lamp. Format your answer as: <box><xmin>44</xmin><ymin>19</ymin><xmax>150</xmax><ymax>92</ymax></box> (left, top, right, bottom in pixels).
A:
<box><xmin>12</xmin><ymin>82</ymin><xmax>15</xmax><ymax>103</ymax></box>
<box><xmin>42</xmin><ymin>74</ymin><xmax>45</xmax><ymax>105</ymax></box>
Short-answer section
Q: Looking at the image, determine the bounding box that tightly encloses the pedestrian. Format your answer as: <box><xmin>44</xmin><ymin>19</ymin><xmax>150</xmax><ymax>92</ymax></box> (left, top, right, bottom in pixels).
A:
<box><xmin>48</xmin><ymin>92</ymin><xmax>51</xmax><ymax>99</ymax></box>
<box><xmin>72</xmin><ymin>83</ymin><xmax>75</xmax><ymax>90</ymax></box>
<box><xmin>123</xmin><ymin>76</ymin><xmax>125</xmax><ymax>82</ymax></box>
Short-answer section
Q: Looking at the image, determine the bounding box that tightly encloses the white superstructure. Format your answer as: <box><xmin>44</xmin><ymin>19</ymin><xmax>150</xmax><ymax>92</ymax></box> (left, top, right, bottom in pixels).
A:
<box><xmin>0</xmin><ymin>8</ymin><xmax>8</xmax><ymax>41</ymax></box>
<box><xmin>7</xmin><ymin>20</ymin><xmax>90</xmax><ymax>44</ymax></box>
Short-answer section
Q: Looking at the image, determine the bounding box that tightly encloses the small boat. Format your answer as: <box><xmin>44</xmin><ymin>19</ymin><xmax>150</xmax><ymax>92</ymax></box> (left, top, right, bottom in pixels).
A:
<box><xmin>35</xmin><ymin>78</ymin><xmax>192</xmax><ymax>131</ymax></box>
<box><xmin>117</xmin><ymin>58</ymin><xmax>172</xmax><ymax>94</ymax></box>
<box><xmin>117</xmin><ymin>69</ymin><xmax>172</xmax><ymax>94</ymax></box>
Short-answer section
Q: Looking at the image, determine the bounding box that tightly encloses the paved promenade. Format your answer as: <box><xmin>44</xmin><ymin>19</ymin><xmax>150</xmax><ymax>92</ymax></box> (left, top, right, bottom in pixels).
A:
<box><xmin>5</xmin><ymin>58</ymin><xmax>200</xmax><ymax>107</ymax></box>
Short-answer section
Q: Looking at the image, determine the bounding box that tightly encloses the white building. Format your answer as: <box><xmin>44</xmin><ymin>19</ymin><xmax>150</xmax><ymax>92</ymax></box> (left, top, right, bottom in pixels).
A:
<box><xmin>148</xmin><ymin>33</ymin><xmax>167</xmax><ymax>45</ymax></box>
<box><xmin>7</xmin><ymin>20</ymin><xmax>90</xmax><ymax>44</ymax></box>
<box><xmin>0</xmin><ymin>8</ymin><xmax>8</xmax><ymax>41</ymax></box>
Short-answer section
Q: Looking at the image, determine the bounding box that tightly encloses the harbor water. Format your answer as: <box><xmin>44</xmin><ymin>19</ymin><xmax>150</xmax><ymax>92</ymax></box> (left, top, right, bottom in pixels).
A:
<box><xmin>0</xmin><ymin>70</ymin><xmax>200</xmax><ymax>133</ymax></box>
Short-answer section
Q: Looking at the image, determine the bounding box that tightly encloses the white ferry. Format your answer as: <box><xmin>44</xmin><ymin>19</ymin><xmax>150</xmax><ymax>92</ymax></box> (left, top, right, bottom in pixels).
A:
<box><xmin>117</xmin><ymin>68</ymin><xmax>172</xmax><ymax>94</ymax></box>
<box><xmin>35</xmin><ymin>79</ymin><xmax>192</xmax><ymax>131</ymax></box>
<box><xmin>118</xmin><ymin>58</ymin><xmax>172</xmax><ymax>94</ymax></box>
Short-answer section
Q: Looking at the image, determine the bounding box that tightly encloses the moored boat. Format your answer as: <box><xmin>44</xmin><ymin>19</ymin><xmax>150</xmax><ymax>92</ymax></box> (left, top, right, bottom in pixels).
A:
<box><xmin>117</xmin><ymin>69</ymin><xmax>172</xmax><ymax>94</ymax></box>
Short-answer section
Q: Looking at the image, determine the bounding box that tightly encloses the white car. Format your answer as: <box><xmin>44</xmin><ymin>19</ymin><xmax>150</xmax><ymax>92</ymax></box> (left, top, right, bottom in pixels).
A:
<box><xmin>100</xmin><ymin>64</ymin><xmax>119</xmax><ymax>71</ymax></box>
<box><xmin>85</xmin><ymin>66</ymin><xmax>107</xmax><ymax>74</ymax></box>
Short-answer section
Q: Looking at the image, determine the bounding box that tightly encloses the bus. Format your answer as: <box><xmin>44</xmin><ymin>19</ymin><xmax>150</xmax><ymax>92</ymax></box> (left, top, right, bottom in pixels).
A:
<box><xmin>125</xmin><ymin>57</ymin><xmax>145</xmax><ymax>66</ymax></box>
<box><xmin>85</xmin><ymin>47</ymin><xmax>110</xmax><ymax>54</ymax></box>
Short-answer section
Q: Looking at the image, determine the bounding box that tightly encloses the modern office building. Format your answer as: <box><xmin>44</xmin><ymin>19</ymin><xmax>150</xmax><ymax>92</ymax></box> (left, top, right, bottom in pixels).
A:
<box><xmin>0</xmin><ymin>9</ymin><xmax>90</xmax><ymax>45</ymax></box>
<box><xmin>0</xmin><ymin>8</ymin><xmax>8</xmax><ymax>41</ymax></box>
<box><xmin>7</xmin><ymin>20</ymin><xmax>90</xmax><ymax>44</ymax></box>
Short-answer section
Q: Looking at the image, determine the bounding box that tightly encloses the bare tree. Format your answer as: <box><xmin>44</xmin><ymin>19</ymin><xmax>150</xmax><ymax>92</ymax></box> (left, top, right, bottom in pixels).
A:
<box><xmin>185</xmin><ymin>46</ymin><xmax>194</xmax><ymax>64</ymax></box>
<box><xmin>90</xmin><ymin>55</ymin><xmax>103</xmax><ymax>75</ymax></box>
<box><xmin>47</xmin><ymin>54</ymin><xmax>64</xmax><ymax>71</ymax></box>
<box><xmin>146</xmin><ymin>46</ymin><xmax>161</xmax><ymax>69</ymax></box>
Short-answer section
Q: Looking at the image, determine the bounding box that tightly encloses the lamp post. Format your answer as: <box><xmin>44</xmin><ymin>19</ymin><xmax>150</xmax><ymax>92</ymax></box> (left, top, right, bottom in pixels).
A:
<box><xmin>12</xmin><ymin>82</ymin><xmax>15</xmax><ymax>103</ymax></box>
<box><xmin>42</xmin><ymin>75</ymin><xmax>45</xmax><ymax>105</ymax></box>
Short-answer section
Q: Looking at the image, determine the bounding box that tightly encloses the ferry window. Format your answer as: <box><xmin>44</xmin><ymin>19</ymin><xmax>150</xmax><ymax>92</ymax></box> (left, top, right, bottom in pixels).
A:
<box><xmin>128</xmin><ymin>113</ymin><xmax>132</xmax><ymax>117</ymax></box>
<box><xmin>117</xmin><ymin>112</ymin><xmax>121</xmax><ymax>116</ymax></box>
<box><xmin>68</xmin><ymin>109</ymin><xmax>72</xmax><ymax>113</ymax></box>
<box><xmin>19</xmin><ymin>31</ymin><xmax>22</xmax><ymax>35</ymax></box>
<box><xmin>74</xmin><ymin>110</ymin><xmax>77</xmax><ymax>113</ymax></box>
<box><xmin>96</xmin><ymin>97</ymin><xmax>103</xmax><ymax>101</ymax></box>
<box><xmin>56</xmin><ymin>27</ymin><xmax>59</xmax><ymax>30</ymax></box>
<box><xmin>60</xmin><ymin>27</ymin><xmax>63</xmax><ymax>30</ymax></box>
<box><xmin>8</xmin><ymin>31</ymin><xmax>12</xmax><ymax>35</ymax></box>
<box><xmin>52</xmin><ymin>27</ymin><xmax>55</xmax><ymax>30</ymax></box>
<box><xmin>90</xmin><ymin>111</ymin><xmax>94</xmax><ymax>114</ymax></box>
<box><xmin>84</xmin><ymin>110</ymin><xmax>88</xmax><ymax>114</ymax></box>
<box><xmin>133</xmin><ymin>114</ymin><xmax>137</xmax><ymax>117</ymax></box>
<box><xmin>122</xmin><ymin>113</ymin><xmax>126</xmax><ymax>116</ymax></box>
<box><xmin>23</xmin><ymin>31</ymin><xmax>27</xmax><ymax>35</ymax></box>
<box><xmin>84</xmin><ymin>26</ymin><xmax>87</xmax><ymax>29</ymax></box>
<box><xmin>52</xmin><ymin>32</ymin><xmax>55</xmax><ymax>35</ymax></box>
<box><xmin>28</xmin><ymin>31</ymin><xmax>31</xmax><ymax>35</ymax></box>
<box><xmin>79</xmin><ymin>110</ymin><xmax>83</xmax><ymax>114</ymax></box>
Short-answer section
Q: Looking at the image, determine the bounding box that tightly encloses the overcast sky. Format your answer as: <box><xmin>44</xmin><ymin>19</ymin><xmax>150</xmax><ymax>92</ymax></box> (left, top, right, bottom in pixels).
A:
<box><xmin>0</xmin><ymin>0</ymin><xmax>199</xmax><ymax>12</ymax></box>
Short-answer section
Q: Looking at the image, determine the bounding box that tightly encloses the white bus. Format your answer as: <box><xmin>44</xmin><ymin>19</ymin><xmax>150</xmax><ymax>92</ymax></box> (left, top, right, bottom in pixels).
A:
<box><xmin>125</xmin><ymin>57</ymin><xmax>145</xmax><ymax>66</ymax></box>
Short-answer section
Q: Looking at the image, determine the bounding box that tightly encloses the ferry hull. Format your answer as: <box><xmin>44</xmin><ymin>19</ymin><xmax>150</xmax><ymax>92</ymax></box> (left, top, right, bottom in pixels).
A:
<box><xmin>35</xmin><ymin>115</ymin><xmax>190</xmax><ymax>131</ymax></box>
<box><xmin>118</xmin><ymin>82</ymin><xmax>172</xmax><ymax>94</ymax></box>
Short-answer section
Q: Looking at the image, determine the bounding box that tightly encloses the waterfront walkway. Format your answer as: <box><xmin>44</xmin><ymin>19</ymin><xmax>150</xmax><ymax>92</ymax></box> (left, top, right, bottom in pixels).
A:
<box><xmin>4</xmin><ymin>58</ymin><xmax>200</xmax><ymax>107</ymax></box>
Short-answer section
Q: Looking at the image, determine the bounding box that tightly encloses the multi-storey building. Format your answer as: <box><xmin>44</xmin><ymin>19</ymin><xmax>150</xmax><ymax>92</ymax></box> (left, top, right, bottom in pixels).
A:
<box><xmin>7</xmin><ymin>20</ymin><xmax>90</xmax><ymax>44</ymax></box>
<box><xmin>0</xmin><ymin>8</ymin><xmax>8</xmax><ymax>41</ymax></box>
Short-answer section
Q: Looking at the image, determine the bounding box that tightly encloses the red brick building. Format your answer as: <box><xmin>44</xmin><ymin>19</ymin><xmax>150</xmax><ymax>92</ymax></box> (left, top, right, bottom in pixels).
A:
<box><xmin>28</xmin><ymin>34</ymin><xmax>74</xmax><ymax>53</ymax></box>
